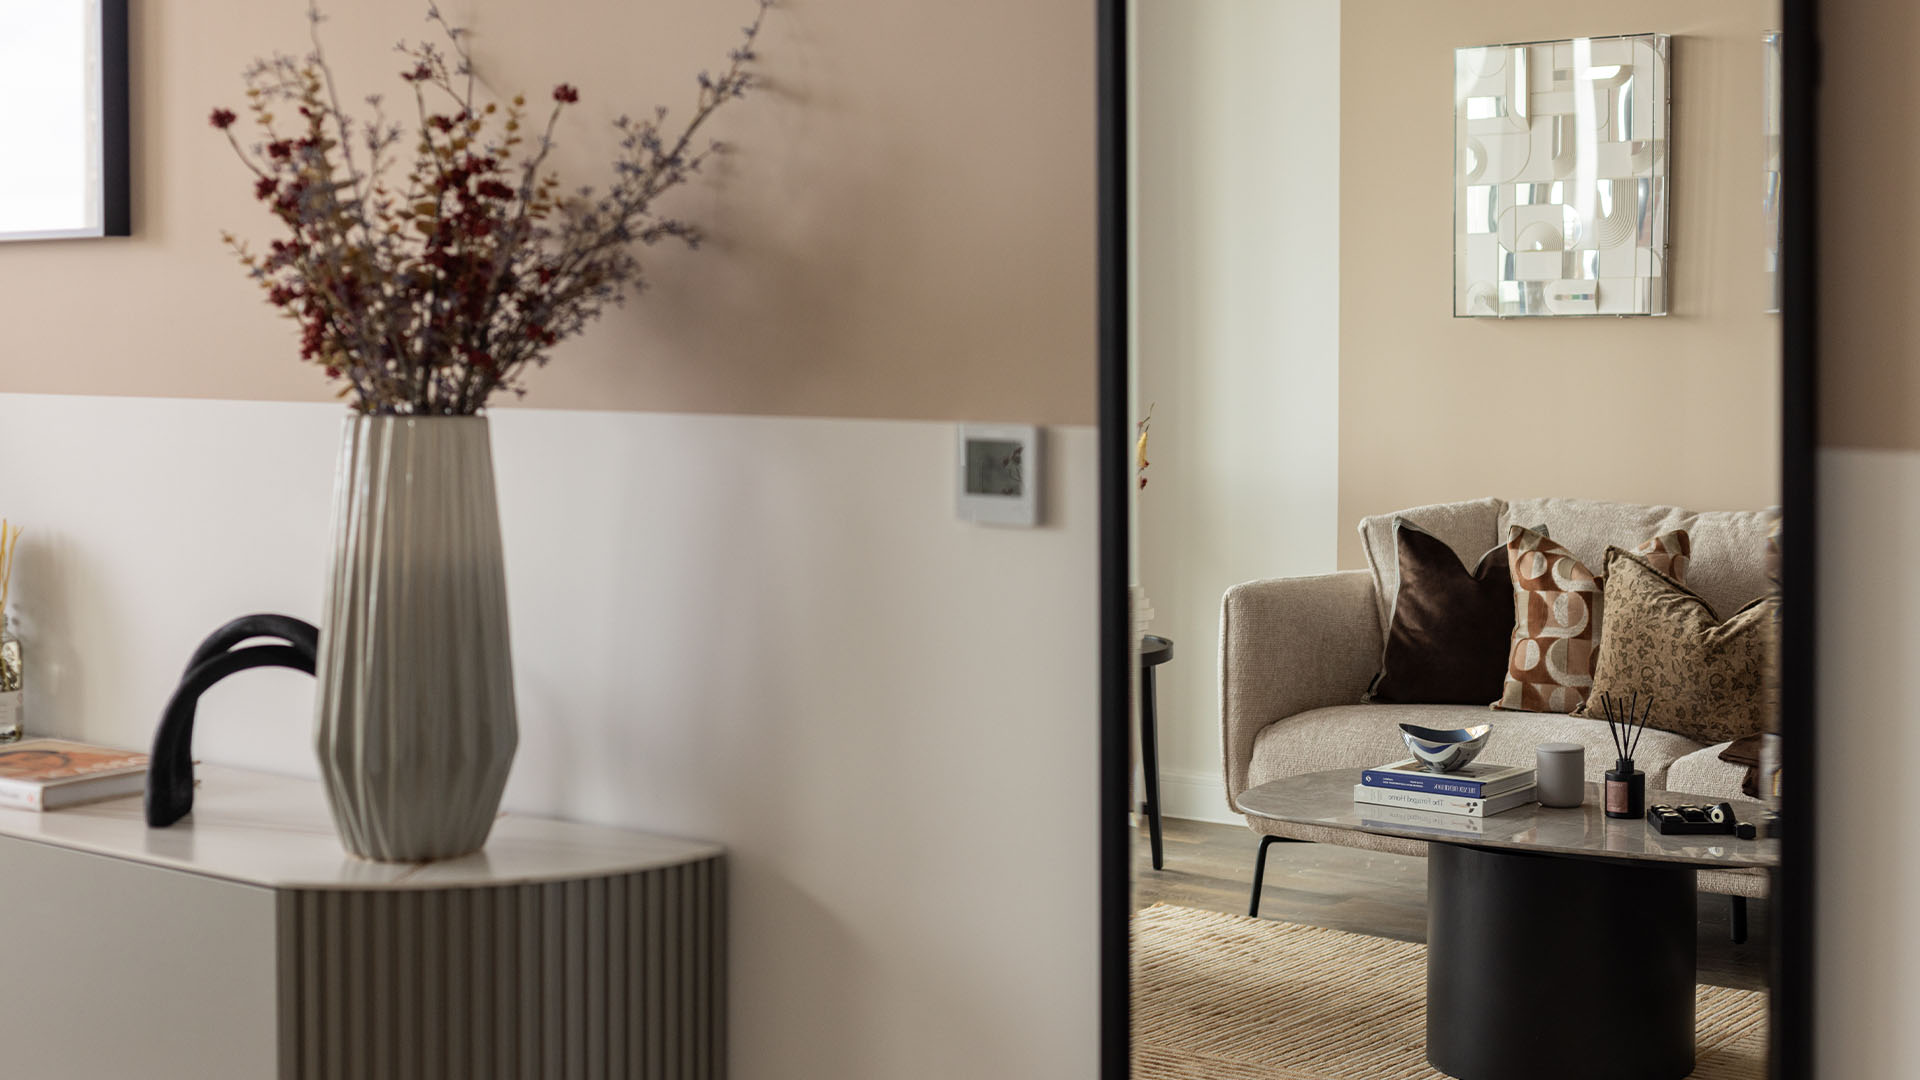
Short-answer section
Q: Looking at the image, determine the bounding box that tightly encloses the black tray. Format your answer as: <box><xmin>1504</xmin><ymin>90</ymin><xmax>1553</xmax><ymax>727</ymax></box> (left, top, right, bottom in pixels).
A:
<box><xmin>1645</xmin><ymin>803</ymin><xmax>1736</xmax><ymax>836</ymax></box>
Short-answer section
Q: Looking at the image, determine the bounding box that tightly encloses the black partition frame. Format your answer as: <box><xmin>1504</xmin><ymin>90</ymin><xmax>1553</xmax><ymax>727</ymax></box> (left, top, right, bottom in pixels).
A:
<box><xmin>100</xmin><ymin>0</ymin><xmax>130</xmax><ymax>237</ymax></box>
<box><xmin>1093</xmin><ymin>2</ymin><xmax>1820</xmax><ymax>1076</ymax></box>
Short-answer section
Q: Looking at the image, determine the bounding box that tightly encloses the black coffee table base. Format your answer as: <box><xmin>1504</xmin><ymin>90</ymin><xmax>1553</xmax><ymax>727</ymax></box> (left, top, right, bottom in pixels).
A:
<box><xmin>1426</xmin><ymin>843</ymin><xmax>1698</xmax><ymax>1080</ymax></box>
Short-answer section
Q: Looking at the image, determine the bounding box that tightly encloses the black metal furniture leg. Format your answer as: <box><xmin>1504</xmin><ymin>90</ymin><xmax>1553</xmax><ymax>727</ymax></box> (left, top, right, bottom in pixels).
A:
<box><xmin>1731</xmin><ymin>895</ymin><xmax>1749</xmax><ymax>944</ymax></box>
<box><xmin>1248</xmin><ymin>834</ymin><xmax>1287</xmax><ymax>918</ymax></box>
<box><xmin>1141</xmin><ymin>660</ymin><xmax>1164</xmax><ymax>871</ymax></box>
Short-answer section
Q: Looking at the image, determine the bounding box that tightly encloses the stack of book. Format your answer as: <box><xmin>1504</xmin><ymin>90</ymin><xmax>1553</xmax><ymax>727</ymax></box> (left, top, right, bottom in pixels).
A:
<box><xmin>0</xmin><ymin>738</ymin><xmax>147</xmax><ymax>811</ymax></box>
<box><xmin>1354</xmin><ymin>758</ymin><xmax>1536</xmax><ymax>818</ymax></box>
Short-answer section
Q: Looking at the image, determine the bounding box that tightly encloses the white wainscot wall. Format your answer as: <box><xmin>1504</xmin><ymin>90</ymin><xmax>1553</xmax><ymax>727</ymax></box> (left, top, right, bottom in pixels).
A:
<box><xmin>0</xmin><ymin>393</ymin><xmax>1099</xmax><ymax>1080</ymax></box>
<box><xmin>1816</xmin><ymin>447</ymin><xmax>1920</xmax><ymax>1079</ymax></box>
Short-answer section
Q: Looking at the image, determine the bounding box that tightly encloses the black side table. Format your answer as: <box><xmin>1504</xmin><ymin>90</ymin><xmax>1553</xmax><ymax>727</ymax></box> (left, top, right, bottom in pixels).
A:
<box><xmin>1140</xmin><ymin>634</ymin><xmax>1173</xmax><ymax>870</ymax></box>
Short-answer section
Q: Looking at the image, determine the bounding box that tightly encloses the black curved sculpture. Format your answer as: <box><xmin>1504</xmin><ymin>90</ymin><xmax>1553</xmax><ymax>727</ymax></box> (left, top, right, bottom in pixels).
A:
<box><xmin>146</xmin><ymin>614</ymin><xmax>318</xmax><ymax>828</ymax></box>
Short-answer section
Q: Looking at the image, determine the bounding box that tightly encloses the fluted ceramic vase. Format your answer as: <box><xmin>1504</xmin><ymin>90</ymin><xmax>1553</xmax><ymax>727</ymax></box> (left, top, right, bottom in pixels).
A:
<box><xmin>314</xmin><ymin>416</ymin><xmax>518</xmax><ymax>862</ymax></box>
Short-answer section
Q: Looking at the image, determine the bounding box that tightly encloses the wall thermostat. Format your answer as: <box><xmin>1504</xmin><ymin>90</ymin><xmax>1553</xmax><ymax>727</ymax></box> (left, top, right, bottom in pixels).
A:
<box><xmin>955</xmin><ymin>423</ymin><xmax>1040</xmax><ymax>526</ymax></box>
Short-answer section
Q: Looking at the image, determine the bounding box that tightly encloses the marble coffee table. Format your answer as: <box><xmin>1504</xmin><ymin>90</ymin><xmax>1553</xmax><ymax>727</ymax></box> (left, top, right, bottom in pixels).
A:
<box><xmin>1236</xmin><ymin>769</ymin><xmax>1779</xmax><ymax>1080</ymax></box>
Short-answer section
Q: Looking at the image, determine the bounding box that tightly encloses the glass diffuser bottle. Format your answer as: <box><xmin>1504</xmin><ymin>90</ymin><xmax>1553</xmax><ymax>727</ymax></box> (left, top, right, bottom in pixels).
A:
<box><xmin>0</xmin><ymin>612</ymin><xmax>19</xmax><ymax>743</ymax></box>
<box><xmin>0</xmin><ymin>521</ymin><xmax>22</xmax><ymax>742</ymax></box>
<box><xmin>1598</xmin><ymin>691</ymin><xmax>1652</xmax><ymax>820</ymax></box>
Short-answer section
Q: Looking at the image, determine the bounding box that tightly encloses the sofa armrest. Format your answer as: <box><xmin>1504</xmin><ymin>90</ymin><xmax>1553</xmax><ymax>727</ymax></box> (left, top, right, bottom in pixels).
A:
<box><xmin>1220</xmin><ymin>570</ymin><xmax>1383</xmax><ymax>808</ymax></box>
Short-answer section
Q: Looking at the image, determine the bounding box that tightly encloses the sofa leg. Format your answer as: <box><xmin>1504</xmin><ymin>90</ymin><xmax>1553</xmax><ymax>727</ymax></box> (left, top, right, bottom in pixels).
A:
<box><xmin>1730</xmin><ymin>895</ymin><xmax>1749</xmax><ymax>944</ymax></box>
<box><xmin>1248</xmin><ymin>835</ymin><xmax>1298</xmax><ymax>918</ymax></box>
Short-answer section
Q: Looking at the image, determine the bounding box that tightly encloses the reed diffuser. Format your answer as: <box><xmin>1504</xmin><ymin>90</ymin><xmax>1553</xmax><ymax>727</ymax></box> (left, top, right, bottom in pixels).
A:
<box><xmin>0</xmin><ymin>520</ymin><xmax>22</xmax><ymax>742</ymax></box>
<box><xmin>1598</xmin><ymin>691</ymin><xmax>1653</xmax><ymax>819</ymax></box>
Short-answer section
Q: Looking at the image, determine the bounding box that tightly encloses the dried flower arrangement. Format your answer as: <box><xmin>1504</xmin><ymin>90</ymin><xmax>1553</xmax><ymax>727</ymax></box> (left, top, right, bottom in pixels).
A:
<box><xmin>1136</xmin><ymin>403</ymin><xmax>1153</xmax><ymax>490</ymax></box>
<box><xmin>212</xmin><ymin>2</ymin><xmax>770</xmax><ymax>415</ymax></box>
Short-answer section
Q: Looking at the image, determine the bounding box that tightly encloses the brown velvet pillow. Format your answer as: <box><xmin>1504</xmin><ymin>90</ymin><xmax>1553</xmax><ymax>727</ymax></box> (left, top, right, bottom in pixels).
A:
<box><xmin>1364</xmin><ymin>519</ymin><xmax>1515</xmax><ymax>705</ymax></box>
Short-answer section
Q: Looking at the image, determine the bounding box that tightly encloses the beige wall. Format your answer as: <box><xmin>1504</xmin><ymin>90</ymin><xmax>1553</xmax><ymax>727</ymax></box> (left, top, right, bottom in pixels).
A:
<box><xmin>1337</xmin><ymin>1</ymin><xmax>1782</xmax><ymax>568</ymax></box>
<box><xmin>0</xmin><ymin>0</ymin><xmax>1095</xmax><ymax>425</ymax></box>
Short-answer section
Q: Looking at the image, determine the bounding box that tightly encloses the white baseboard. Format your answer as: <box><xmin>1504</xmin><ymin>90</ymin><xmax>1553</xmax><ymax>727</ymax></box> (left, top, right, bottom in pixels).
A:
<box><xmin>1154</xmin><ymin>768</ymin><xmax>1242</xmax><ymax>825</ymax></box>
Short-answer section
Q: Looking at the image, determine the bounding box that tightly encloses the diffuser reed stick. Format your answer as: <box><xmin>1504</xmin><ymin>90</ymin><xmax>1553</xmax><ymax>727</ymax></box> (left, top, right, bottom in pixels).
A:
<box><xmin>1602</xmin><ymin>694</ymin><xmax>1625</xmax><ymax>760</ymax></box>
<box><xmin>0</xmin><ymin>519</ymin><xmax>19</xmax><ymax>615</ymax></box>
<box><xmin>1597</xmin><ymin>690</ymin><xmax>1655</xmax><ymax>765</ymax></box>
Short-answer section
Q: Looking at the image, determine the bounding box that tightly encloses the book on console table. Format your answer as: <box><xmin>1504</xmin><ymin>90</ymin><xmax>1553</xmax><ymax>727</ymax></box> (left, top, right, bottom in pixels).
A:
<box><xmin>1353</xmin><ymin>782</ymin><xmax>1536</xmax><ymax>818</ymax></box>
<box><xmin>0</xmin><ymin>738</ymin><xmax>147</xmax><ymax>811</ymax></box>
<box><xmin>1360</xmin><ymin>758</ymin><xmax>1535</xmax><ymax>799</ymax></box>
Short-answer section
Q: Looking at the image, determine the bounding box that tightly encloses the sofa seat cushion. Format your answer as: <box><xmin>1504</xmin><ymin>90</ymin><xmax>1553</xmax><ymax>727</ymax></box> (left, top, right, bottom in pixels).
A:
<box><xmin>1246</xmin><ymin>704</ymin><xmax>1709</xmax><ymax>794</ymax></box>
<box><xmin>1664</xmin><ymin>743</ymin><xmax>1753</xmax><ymax>802</ymax></box>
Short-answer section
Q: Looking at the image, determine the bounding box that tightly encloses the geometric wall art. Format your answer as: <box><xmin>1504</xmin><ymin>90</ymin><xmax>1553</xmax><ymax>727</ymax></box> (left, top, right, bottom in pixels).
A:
<box><xmin>1762</xmin><ymin>31</ymin><xmax>1782</xmax><ymax>314</ymax></box>
<box><xmin>1454</xmin><ymin>34</ymin><xmax>1671</xmax><ymax>317</ymax></box>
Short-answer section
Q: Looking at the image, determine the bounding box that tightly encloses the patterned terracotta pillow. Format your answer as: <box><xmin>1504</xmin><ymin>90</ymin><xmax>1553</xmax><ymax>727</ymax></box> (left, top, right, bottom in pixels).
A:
<box><xmin>1496</xmin><ymin>526</ymin><xmax>1690</xmax><ymax>714</ymax></box>
<box><xmin>1637</xmin><ymin>528</ymin><xmax>1691</xmax><ymax>582</ymax></box>
<box><xmin>1764</xmin><ymin>517</ymin><xmax>1783</xmax><ymax>587</ymax></box>
<box><xmin>1576</xmin><ymin>548</ymin><xmax>1777</xmax><ymax>744</ymax></box>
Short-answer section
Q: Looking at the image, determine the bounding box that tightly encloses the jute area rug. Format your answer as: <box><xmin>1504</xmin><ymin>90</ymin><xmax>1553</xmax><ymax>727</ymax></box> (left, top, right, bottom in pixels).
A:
<box><xmin>1133</xmin><ymin>904</ymin><xmax>1766</xmax><ymax>1080</ymax></box>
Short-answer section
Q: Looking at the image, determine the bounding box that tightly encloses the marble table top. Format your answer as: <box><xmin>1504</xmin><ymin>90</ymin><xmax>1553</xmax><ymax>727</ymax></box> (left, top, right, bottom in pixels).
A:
<box><xmin>1237</xmin><ymin>769</ymin><xmax>1780</xmax><ymax>870</ymax></box>
<box><xmin>0</xmin><ymin>764</ymin><xmax>722</xmax><ymax>890</ymax></box>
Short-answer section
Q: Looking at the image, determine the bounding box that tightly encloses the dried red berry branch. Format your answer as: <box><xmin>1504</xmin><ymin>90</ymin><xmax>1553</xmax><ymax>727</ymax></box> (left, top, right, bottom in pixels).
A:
<box><xmin>213</xmin><ymin>1</ymin><xmax>771</xmax><ymax>414</ymax></box>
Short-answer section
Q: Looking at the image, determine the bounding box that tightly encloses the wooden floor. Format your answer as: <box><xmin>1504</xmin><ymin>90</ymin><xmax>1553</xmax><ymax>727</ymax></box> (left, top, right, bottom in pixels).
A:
<box><xmin>1135</xmin><ymin>816</ymin><xmax>1771</xmax><ymax>992</ymax></box>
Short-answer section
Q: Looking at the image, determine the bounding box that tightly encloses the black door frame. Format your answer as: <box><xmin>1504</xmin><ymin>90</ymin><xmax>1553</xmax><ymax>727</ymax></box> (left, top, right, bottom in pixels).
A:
<box><xmin>1094</xmin><ymin>3</ymin><xmax>1820</xmax><ymax>1076</ymax></box>
<box><xmin>1771</xmin><ymin>1</ymin><xmax>1818</xmax><ymax>1076</ymax></box>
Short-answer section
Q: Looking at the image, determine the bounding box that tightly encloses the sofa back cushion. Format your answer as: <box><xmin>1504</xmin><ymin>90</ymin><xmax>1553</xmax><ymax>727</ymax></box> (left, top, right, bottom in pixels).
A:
<box><xmin>1499</xmin><ymin>498</ymin><xmax>1779</xmax><ymax>619</ymax></box>
<box><xmin>1358</xmin><ymin>498</ymin><xmax>1505</xmax><ymax>632</ymax></box>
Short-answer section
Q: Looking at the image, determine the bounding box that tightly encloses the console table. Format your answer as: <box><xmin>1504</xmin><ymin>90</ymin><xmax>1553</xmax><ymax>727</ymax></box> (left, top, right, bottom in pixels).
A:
<box><xmin>0</xmin><ymin>765</ymin><xmax>725</xmax><ymax>1079</ymax></box>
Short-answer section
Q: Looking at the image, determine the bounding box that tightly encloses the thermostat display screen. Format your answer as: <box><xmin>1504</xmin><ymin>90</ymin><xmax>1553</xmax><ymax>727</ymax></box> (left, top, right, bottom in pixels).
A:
<box><xmin>955</xmin><ymin>422</ymin><xmax>1039</xmax><ymax>526</ymax></box>
<box><xmin>964</xmin><ymin>440</ymin><xmax>1025</xmax><ymax>497</ymax></box>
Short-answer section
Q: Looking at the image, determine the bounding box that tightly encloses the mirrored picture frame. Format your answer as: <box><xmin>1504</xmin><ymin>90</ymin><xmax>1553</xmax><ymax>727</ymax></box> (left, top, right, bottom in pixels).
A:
<box><xmin>0</xmin><ymin>0</ymin><xmax>130</xmax><ymax>241</ymax></box>
<box><xmin>1764</xmin><ymin>31</ymin><xmax>1784</xmax><ymax>314</ymax></box>
<box><xmin>1454</xmin><ymin>34</ymin><xmax>1670</xmax><ymax>317</ymax></box>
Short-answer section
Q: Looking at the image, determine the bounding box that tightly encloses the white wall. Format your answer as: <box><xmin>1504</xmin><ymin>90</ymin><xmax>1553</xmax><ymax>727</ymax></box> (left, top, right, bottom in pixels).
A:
<box><xmin>1132</xmin><ymin>0</ymin><xmax>1343</xmax><ymax>822</ymax></box>
<box><xmin>1816</xmin><ymin>447</ymin><xmax>1920</xmax><ymax>1076</ymax></box>
<box><xmin>0</xmin><ymin>393</ymin><xmax>1100</xmax><ymax>1080</ymax></box>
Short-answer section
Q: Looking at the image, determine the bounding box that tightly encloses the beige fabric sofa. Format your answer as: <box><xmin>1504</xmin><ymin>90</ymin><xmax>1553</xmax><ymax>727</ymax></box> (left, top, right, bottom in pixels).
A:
<box><xmin>1221</xmin><ymin>497</ymin><xmax>1780</xmax><ymax>898</ymax></box>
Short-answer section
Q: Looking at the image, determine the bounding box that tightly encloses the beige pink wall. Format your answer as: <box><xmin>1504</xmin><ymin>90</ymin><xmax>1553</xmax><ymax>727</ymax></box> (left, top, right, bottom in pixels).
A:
<box><xmin>1818</xmin><ymin>1</ymin><xmax>1920</xmax><ymax>451</ymax></box>
<box><xmin>1336</xmin><ymin>0</ymin><xmax>1782</xmax><ymax>568</ymax></box>
<box><xmin>0</xmin><ymin>0</ymin><xmax>1095</xmax><ymax>425</ymax></box>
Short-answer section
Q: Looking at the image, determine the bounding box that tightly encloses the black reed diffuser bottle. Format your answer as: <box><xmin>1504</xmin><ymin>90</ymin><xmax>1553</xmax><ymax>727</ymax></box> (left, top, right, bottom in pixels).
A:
<box><xmin>1598</xmin><ymin>692</ymin><xmax>1653</xmax><ymax>819</ymax></box>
